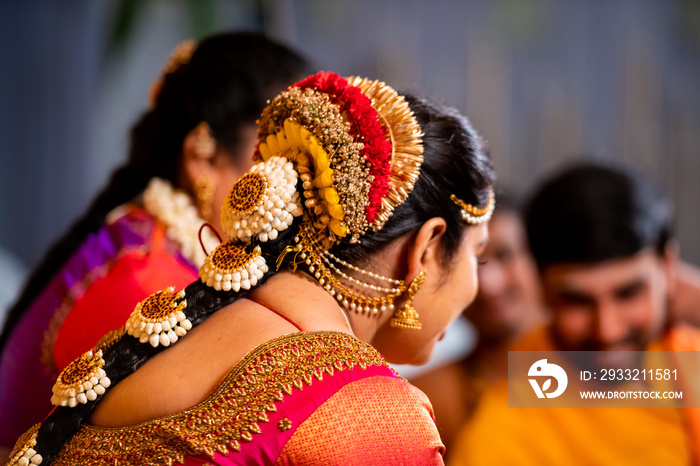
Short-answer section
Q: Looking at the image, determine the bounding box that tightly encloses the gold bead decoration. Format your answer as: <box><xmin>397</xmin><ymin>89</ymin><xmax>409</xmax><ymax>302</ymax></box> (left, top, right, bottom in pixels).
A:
<box><xmin>291</xmin><ymin>225</ymin><xmax>406</xmax><ymax>316</ymax></box>
<box><xmin>278</xmin><ymin>418</ymin><xmax>293</xmax><ymax>431</ymax></box>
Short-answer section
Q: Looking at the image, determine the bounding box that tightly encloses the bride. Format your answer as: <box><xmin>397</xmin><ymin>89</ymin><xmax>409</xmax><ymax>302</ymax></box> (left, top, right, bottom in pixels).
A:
<box><xmin>8</xmin><ymin>71</ymin><xmax>494</xmax><ymax>465</ymax></box>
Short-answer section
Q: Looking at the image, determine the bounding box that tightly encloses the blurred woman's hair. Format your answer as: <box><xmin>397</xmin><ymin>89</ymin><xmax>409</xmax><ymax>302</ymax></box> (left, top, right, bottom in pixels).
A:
<box><xmin>0</xmin><ymin>32</ymin><xmax>310</xmax><ymax>350</ymax></box>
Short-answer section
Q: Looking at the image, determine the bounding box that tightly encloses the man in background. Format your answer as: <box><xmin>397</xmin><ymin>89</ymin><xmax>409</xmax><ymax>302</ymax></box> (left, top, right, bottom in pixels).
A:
<box><xmin>449</xmin><ymin>163</ymin><xmax>700</xmax><ymax>465</ymax></box>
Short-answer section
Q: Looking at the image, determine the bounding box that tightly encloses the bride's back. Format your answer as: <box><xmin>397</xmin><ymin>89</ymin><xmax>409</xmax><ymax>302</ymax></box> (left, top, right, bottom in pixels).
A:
<box><xmin>89</xmin><ymin>271</ymin><xmax>350</xmax><ymax>427</ymax></box>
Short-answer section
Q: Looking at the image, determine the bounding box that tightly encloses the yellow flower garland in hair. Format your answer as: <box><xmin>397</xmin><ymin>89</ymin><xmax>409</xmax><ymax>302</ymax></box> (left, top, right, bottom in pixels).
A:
<box><xmin>258</xmin><ymin>119</ymin><xmax>347</xmax><ymax>237</ymax></box>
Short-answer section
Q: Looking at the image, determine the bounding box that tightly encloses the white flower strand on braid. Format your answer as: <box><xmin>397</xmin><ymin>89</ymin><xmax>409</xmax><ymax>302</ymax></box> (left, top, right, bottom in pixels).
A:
<box><xmin>221</xmin><ymin>156</ymin><xmax>302</xmax><ymax>242</ymax></box>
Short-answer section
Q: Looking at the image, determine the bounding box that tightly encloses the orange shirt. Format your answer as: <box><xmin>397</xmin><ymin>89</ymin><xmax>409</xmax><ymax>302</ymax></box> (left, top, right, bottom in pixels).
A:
<box><xmin>449</xmin><ymin>325</ymin><xmax>700</xmax><ymax>466</ymax></box>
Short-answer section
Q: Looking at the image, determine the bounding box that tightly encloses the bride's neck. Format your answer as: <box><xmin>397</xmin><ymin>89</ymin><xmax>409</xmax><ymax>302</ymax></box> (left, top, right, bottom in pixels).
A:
<box><xmin>249</xmin><ymin>271</ymin><xmax>354</xmax><ymax>335</ymax></box>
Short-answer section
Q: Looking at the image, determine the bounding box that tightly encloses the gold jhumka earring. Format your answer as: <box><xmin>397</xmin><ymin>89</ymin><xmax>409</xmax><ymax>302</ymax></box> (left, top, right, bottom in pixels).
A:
<box><xmin>194</xmin><ymin>173</ymin><xmax>215</xmax><ymax>222</ymax></box>
<box><xmin>192</xmin><ymin>122</ymin><xmax>217</xmax><ymax>221</ymax></box>
<box><xmin>193</xmin><ymin>122</ymin><xmax>216</xmax><ymax>159</ymax></box>
<box><xmin>390</xmin><ymin>270</ymin><xmax>426</xmax><ymax>330</ymax></box>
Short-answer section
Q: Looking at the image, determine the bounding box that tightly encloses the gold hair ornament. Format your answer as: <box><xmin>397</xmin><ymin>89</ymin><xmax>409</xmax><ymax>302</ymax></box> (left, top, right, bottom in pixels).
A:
<box><xmin>7</xmin><ymin>425</ymin><xmax>43</xmax><ymax>466</ymax></box>
<box><xmin>199</xmin><ymin>241</ymin><xmax>268</xmax><ymax>292</ymax></box>
<box><xmin>51</xmin><ymin>349</ymin><xmax>111</xmax><ymax>408</ymax></box>
<box><xmin>257</xmin><ymin>117</ymin><xmax>353</xmax><ymax>239</ymax></box>
<box><xmin>450</xmin><ymin>187</ymin><xmax>495</xmax><ymax>225</ymax></box>
<box><xmin>149</xmin><ymin>39</ymin><xmax>197</xmax><ymax>107</ymax></box>
<box><xmin>256</xmin><ymin>73</ymin><xmax>424</xmax><ymax>243</ymax></box>
<box><xmin>390</xmin><ymin>270</ymin><xmax>426</xmax><ymax>330</ymax></box>
<box><xmin>346</xmin><ymin>76</ymin><xmax>424</xmax><ymax>231</ymax></box>
<box><xmin>294</xmin><ymin>224</ymin><xmax>406</xmax><ymax>315</ymax></box>
<box><xmin>125</xmin><ymin>287</ymin><xmax>191</xmax><ymax>348</ymax></box>
<box><xmin>220</xmin><ymin>156</ymin><xmax>303</xmax><ymax>242</ymax></box>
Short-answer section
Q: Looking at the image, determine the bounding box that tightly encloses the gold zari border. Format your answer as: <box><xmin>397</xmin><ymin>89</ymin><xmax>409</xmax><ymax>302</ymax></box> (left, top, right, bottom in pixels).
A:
<box><xmin>53</xmin><ymin>331</ymin><xmax>386</xmax><ymax>466</ymax></box>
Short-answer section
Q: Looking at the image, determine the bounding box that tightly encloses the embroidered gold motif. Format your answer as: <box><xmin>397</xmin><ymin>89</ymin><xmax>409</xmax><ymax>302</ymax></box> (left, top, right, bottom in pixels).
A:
<box><xmin>94</xmin><ymin>328</ymin><xmax>126</xmax><ymax>353</ymax></box>
<box><xmin>278</xmin><ymin>418</ymin><xmax>293</xmax><ymax>432</ymax></box>
<box><xmin>53</xmin><ymin>332</ymin><xmax>386</xmax><ymax>466</ymax></box>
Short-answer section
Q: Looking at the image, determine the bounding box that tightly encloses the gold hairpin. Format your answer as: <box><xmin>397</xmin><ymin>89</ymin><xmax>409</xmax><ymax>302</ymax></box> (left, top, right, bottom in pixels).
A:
<box><xmin>150</xmin><ymin>39</ymin><xmax>197</xmax><ymax>107</ymax></box>
<box><xmin>161</xmin><ymin>39</ymin><xmax>197</xmax><ymax>76</ymax></box>
<box><xmin>450</xmin><ymin>187</ymin><xmax>495</xmax><ymax>225</ymax></box>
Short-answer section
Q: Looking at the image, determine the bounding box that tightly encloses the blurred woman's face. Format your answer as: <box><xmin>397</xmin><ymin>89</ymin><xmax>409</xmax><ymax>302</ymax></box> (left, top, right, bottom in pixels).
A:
<box><xmin>375</xmin><ymin>223</ymin><xmax>489</xmax><ymax>365</ymax></box>
<box><xmin>465</xmin><ymin>210</ymin><xmax>542</xmax><ymax>340</ymax></box>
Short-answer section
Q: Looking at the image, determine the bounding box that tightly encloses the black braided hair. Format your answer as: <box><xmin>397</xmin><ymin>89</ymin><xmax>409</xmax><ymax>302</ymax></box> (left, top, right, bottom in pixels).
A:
<box><xmin>29</xmin><ymin>92</ymin><xmax>494</xmax><ymax>463</ymax></box>
<box><xmin>0</xmin><ymin>32</ymin><xmax>310</xmax><ymax>353</ymax></box>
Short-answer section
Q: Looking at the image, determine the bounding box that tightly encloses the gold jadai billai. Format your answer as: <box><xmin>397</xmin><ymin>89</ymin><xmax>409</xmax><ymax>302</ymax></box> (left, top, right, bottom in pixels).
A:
<box><xmin>51</xmin><ymin>349</ymin><xmax>111</xmax><ymax>408</ymax></box>
<box><xmin>7</xmin><ymin>424</ymin><xmax>43</xmax><ymax>466</ymax></box>
<box><xmin>200</xmin><ymin>242</ymin><xmax>268</xmax><ymax>292</ymax></box>
<box><xmin>125</xmin><ymin>287</ymin><xmax>190</xmax><ymax>348</ymax></box>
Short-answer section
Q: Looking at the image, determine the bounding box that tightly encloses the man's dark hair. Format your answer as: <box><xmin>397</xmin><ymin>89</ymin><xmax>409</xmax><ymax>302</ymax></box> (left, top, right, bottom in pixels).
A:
<box><xmin>525</xmin><ymin>162</ymin><xmax>673</xmax><ymax>270</ymax></box>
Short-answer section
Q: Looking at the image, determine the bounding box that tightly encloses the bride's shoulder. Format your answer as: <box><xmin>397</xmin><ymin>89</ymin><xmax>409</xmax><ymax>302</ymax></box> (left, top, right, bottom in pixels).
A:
<box><xmin>89</xmin><ymin>297</ymin><xmax>300</xmax><ymax>427</ymax></box>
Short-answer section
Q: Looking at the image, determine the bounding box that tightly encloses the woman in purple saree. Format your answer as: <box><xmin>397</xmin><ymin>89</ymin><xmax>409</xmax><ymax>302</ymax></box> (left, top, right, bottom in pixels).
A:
<box><xmin>0</xmin><ymin>33</ymin><xmax>308</xmax><ymax>450</ymax></box>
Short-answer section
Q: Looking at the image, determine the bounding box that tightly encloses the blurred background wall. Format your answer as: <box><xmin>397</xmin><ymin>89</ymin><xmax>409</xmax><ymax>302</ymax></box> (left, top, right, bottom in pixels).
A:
<box><xmin>1</xmin><ymin>0</ymin><xmax>699</xmax><ymax>312</ymax></box>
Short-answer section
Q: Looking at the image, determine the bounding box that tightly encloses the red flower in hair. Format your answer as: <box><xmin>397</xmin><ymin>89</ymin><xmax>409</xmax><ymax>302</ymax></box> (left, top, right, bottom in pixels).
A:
<box><xmin>295</xmin><ymin>71</ymin><xmax>391</xmax><ymax>223</ymax></box>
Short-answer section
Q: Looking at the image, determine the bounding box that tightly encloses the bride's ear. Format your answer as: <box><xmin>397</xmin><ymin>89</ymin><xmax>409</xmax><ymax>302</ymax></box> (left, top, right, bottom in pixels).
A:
<box><xmin>404</xmin><ymin>217</ymin><xmax>447</xmax><ymax>283</ymax></box>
